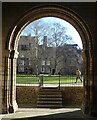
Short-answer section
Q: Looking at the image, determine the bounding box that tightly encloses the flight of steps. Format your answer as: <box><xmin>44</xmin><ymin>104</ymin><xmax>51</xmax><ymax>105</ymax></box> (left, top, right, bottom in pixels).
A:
<box><xmin>37</xmin><ymin>87</ymin><xmax>62</xmax><ymax>108</ymax></box>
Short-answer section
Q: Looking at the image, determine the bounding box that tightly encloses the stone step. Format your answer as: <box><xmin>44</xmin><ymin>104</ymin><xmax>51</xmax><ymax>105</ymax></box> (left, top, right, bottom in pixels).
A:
<box><xmin>37</xmin><ymin>97</ymin><xmax>62</xmax><ymax>101</ymax></box>
<box><xmin>39</xmin><ymin>91</ymin><xmax>61</xmax><ymax>95</ymax></box>
<box><xmin>40</xmin><ymin>87</ymin><xmax>58</xmax><ymax>89</ymax></box>
<box><xmin>37</xmin><ymin>87</ymin><xmax>62</xmax><ymax>108</ymax></box>
<box><xmin>37</xmin><ymin>104</ymin><xmax>62</xmax><ymax>108</ymax></box>
<box><xmin>40</xmin><ymin>88</ymin><xmax>59</xmax><ymax>91</ymax></box>
<box><xmin>38</xmin><ymin>94</ymin><xmax>62</xmax><ymax>98</ymax></box>
<box><xmin>37</xmin><ymin>101</ymin><xmax>62</xmax><ymax>104</ymax></box>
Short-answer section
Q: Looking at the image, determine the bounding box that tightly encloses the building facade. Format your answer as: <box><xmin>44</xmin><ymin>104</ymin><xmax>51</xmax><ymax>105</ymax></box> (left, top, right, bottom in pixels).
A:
<box><xmin>17</xmin><ymin>35</ymin><xmax>83</xmax><ymax>75</ymax></box>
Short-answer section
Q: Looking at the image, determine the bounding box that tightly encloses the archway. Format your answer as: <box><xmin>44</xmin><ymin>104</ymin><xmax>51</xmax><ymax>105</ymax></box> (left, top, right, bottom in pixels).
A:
<box><xmin>7</xmin><ymin>4</ymin><xmax>93</xmax><ymax>114</ymax></box>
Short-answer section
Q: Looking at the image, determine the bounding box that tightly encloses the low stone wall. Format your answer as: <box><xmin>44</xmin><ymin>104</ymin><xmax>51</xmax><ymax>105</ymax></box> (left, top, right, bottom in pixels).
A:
<box><xmin>16</xmin><ymin>86</ymin><xmax>83</xmax><ymax>108</ymax></box>
<box><xmin>16</xmin><ymin>86</ymin><xmax>39</xmax><ymax>108</ymax></box>
<box><xmin>60</xmin><ymin>87</ymin><xmax>83</xmax><ymax>107</ymax></box>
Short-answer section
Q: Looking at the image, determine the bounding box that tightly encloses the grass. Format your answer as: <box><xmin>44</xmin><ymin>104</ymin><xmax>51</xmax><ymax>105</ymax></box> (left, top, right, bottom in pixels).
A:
<box><xmin>16</xmin><ymin>74</ymin><xmax>83</xmax><ymax>84</ymax></box>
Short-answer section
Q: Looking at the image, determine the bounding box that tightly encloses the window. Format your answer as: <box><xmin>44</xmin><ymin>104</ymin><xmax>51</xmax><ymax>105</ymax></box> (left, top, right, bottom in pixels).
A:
<box><xmin>42</xmin><ymin>60</ymin><xmax>45</xmax><ymax>66</ymax></box>
<box><xmin>21</xmin><ymin>45</ymin><xmax>28</xmax><ymax>50</ymax></box>
<box><xmin>19</xmin><ymin>58</ymin><xmax>24</xmax><ymax>65</ymax></box>
<box><xmin>47</xmin><ymin>60</ymin><xmax>50</xmax><ymax>66</ymax></box>
<box><xmin>29</xmin><ymin>43</ymin><xmax>33</xmax><ymax>48</ymax></box>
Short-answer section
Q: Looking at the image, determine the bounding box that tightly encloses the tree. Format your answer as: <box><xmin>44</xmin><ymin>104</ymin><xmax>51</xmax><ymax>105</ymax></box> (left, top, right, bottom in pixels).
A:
<box><xmin>27</xmin><ymin>19</ymin><xmax>51</xmax><ymax>45</ymax></box>
<box><xmin>57</xmin><ymin>45</ymin><xmax>83</xmax><ymax>75</ymax></box>
<box><xmin>46</xmin><ymin>23</ymin><xmax>73</xmax><ymax>74</ymax></box>
<box><xmin>20</xmin><ymin>17</ymin><xmax>83</xmax><ymax>75</ymax></box>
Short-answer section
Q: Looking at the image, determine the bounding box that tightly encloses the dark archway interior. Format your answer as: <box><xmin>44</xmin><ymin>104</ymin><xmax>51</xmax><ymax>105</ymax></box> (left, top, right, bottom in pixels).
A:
<box><xmin>2</xmin><ymin>2</ymin><xmax>96</xmax><ymax>116</ymax></box>
<box><xmin>9</xmin><ymin>5</ymin><xmax>92</xmax><ymax>113</ymax></box>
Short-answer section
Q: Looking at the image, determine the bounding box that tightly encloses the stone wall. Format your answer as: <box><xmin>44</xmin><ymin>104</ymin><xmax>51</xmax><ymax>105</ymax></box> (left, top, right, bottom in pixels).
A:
<box><xmin>0</xmin><ymin>2</ymin><xmax>2</xmax><ymax>113</ymax></box>
<box><xmin>16</xmin><ymin>86</ymin><xmax>83</xmax><ymax>108</ymax></box>
<box><xmin>2</xmin><ymin>2</ymin><xmax>97</xmax><ymax>115</ymax></box>
<box><xmin>16</xmin><ymin>86</ymin><xmax>39</xmax><ymax>108</ymax></box>
<box><xmin>61</xmin><ymin>87</ymin><xmax>83</xmax><ymax>107</ymax></box>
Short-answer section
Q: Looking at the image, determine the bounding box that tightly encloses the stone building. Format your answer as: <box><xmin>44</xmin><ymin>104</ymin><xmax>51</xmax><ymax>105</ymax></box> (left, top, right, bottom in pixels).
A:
<box><xmin>1</xmin><ymin>2</ymin><xmax>97</xmax><ymax>117</ymax></box>
<box><xmin>17</xmin><ymin>35</ymin><xmax>38</xmax><ymax>74</ymax></box>
<box><xmin>17</xmin><ymin>35</ymin><xmax>54</xmax><ymax>74</ymax></box>
<box><xmin>17</xmin><ymin>35</ymin><xmax>83</xmax><ymax>75</ymax></box>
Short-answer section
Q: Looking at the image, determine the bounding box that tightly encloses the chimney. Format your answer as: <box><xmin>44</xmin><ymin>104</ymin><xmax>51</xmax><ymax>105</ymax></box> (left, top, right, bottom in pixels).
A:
<box><xmin>43</xmin><ymin>36</ymin><xmax>47</xmax><ymax>49</ymax></box>
<box><xmin>34</xmin><ymin>36</ymin><xmax>38</xmax><ymax>48</ymax></box>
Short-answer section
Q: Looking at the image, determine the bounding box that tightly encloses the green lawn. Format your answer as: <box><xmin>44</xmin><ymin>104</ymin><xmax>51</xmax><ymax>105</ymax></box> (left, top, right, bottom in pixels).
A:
<box><xmin>16</xmin><ymin>74</ymin><xmax>83</xmax><ymax>84</ymax></box>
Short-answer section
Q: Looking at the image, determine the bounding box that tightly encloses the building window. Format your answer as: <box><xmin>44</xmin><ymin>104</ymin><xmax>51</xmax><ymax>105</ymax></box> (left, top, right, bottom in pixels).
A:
<box><xmin>29</xmin><ymin>43</ymin><xmax>33</xmax><ymax>48</ymax></box>
<box><xmin>20</xmin><ymin>59</ymin><xmax>24</xmax><ymax>65</ymax></box>
<box><xmin>47</xmin><ymin>60</ymin><xmax>50</xmax><ymax>66</ymax></box>
<box><xmin>21</xmin><ymin>45</ymin><xmax>28</xmax><ymax>50</ymax></box>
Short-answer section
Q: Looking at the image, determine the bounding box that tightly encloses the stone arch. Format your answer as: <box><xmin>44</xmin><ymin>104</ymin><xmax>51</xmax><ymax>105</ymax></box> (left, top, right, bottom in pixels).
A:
<box><xmin>7</xmin><ymin>4</ymin><xmax>93</xmax><ymax>114</ymax></box>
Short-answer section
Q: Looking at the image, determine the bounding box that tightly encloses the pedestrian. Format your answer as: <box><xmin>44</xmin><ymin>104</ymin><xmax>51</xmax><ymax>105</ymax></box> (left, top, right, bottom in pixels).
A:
<box><xmin>75</xmin><ymin>68</ymin><xmax>82</xmax><ymax>83</ymax></box>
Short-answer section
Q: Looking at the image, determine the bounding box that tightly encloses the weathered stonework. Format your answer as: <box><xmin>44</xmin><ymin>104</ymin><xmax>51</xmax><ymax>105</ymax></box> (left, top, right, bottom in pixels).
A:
<box><xmin>16</xmin><ymin>86</ymin><xmax>83</xmax><ymax>108</ymax></box>
<box><xmin>61</xmin><ymin>87</ymin><xmax>83</xmax><ymax>107</ymax></box>
<box><xmin>1</xmin><ymin>2</ymin><xmax>97</xmax><ymax>116</ymax></box>
<box><xmin>16</xmin><ymin>86</ymin><xmax>39</xmax><ymax>108</ymax></box>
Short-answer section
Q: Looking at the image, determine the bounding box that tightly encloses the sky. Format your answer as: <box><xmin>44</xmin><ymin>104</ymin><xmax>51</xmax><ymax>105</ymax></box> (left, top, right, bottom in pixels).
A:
<box><xmin>21</xmin><ymin>17</ymin><xmax>83</xmax><ymax>49</ymax></box>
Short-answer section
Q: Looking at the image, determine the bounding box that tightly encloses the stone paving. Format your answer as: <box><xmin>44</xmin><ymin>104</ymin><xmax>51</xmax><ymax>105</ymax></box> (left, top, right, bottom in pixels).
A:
<box><xmin>0</xmin><ymin>83</ymin><xmax>85</xmax><ymax>120</ymax></box>
<box><xmin>16</xmin><ymin>83</ymin><xmax>83</xmax><ymax>87</ymax></box>
<box><xmin>0</xmin><ymin>108</ymin><xmax>97</xmax><ymax>120</ymax></box>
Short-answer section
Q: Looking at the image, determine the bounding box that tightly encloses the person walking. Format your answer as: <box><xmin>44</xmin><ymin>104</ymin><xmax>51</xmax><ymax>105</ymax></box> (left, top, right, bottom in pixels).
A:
<box><xmin>75</xmin><ymin>68</ymin><xmax>82</xmax><ymax>83</ymax></box>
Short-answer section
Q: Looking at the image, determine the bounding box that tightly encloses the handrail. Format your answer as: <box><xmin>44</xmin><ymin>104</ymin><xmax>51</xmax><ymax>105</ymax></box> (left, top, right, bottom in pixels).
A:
<box><xmin>58</xmin><ymin>72</ymin><xmax>61</xmax><ymax>90</ymax></box>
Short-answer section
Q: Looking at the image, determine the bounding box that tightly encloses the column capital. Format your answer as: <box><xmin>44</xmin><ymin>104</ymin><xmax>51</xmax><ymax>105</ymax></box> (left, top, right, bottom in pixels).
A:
<box><xmin>9</xmin><ymin>50</ymin><xmax>19</xmax><ymax>59</ymax></box>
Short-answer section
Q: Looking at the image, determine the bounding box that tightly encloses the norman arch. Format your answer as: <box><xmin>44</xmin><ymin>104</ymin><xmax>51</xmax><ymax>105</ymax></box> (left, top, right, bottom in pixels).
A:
<box><xmin>7</xmin><ymin>4</ymin><xmax>93</xmax><ymax>114</ymax></box>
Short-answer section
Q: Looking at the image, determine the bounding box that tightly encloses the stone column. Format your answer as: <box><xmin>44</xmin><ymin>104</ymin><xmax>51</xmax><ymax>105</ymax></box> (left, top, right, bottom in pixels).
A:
<box><xmin>9</xmin><ymin>50</ymin><xmax>19</xmax><ymax>113</ymax></box>
<box><xmin>91</xmin><ymin>3</ymin><xmax>97</xmax><ymax>116</ymax></box>
<box><xmin>81</xmin><ymin>49</ymin><xmax>90</xmax><ymax>114</ymax></box>
<box><xmin>91</xmin><ymin>50</ymin><xmax>97</xmax><ymax>116</ymax></box>
<box><xmin>1</xmin><ymin>50</ymin><xmax>10</xmax><ymax>113</ymax></box>
<box><xmin>88</xmin><ymin>49</ymin><xmax>94</xmax><ymax>116</ymax></box>
<box><xmin>0</xmin><ymin>1</ymin><xmax>2</xmax><ymax>114</ymax></box>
